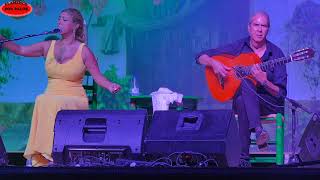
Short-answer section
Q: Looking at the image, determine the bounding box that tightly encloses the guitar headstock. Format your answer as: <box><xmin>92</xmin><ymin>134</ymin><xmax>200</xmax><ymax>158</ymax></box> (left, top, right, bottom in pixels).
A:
<box><xmin>291</xmin><ymin>48</ymin><xmax>315</xmax><ymax>61</ymax></box>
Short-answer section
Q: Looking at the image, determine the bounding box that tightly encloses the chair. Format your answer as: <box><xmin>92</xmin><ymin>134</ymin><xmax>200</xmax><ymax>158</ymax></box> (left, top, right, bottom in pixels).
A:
<box><xmin>249</xmin><ymin>113</ymin><xmax>285</xmax><ymax>165</ymax></box>
<box><xmin>83</xmin><ymin>71</ymin><xmax>97</xmax><ymax>109</ymax></box>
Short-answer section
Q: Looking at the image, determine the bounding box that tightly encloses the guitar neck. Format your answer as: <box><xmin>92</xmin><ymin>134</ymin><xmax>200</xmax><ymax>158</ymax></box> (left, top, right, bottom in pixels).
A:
<box><xmin>238</xmin><ymin>56</ymin><xmax>292</xmax><ymax>77</ymax></box>
<box><xmin>259</xmin><ymin>56</ymin><xmax>292</xmax><ymax>71</ymax></box>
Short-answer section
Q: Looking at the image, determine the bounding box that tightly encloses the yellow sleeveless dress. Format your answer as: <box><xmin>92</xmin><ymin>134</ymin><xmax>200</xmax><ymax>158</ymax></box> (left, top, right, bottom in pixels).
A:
<box><xmin>24</xmin><ymin>40</ymin><xmax>89</xmax><ymax>167</ymax></box>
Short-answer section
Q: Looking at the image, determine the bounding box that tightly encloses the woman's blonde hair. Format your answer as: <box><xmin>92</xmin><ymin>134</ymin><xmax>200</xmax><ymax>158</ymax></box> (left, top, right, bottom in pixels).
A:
<box><xmin>61</xmin><ymin>8</ymin><xmax>86</xmax><ymax>43</ymax></box>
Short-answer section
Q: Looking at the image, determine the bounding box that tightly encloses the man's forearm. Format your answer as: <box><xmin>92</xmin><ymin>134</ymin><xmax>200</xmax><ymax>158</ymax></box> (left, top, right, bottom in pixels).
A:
<box><xmin>197</xmin><ymin>54</ymin><xmax>213</xmax><ymax>66</ymax></box>
<box><xmin>262</xmin><ymin>80</ymin><xmax>280</xmax><ymax>97</ymax></box>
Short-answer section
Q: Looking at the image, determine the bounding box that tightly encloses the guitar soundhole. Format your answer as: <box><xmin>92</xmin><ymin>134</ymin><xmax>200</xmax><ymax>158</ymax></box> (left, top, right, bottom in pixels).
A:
<box><xmin>218</xmin><ymin>76</ymin><xmax>225</xmax><ymax>89</ymax></box>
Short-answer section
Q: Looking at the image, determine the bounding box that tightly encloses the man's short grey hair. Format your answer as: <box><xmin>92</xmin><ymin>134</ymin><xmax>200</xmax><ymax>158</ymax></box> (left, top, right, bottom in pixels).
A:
<box><xmin>249</xmin><ymin>11</ymin><xmax>270</xmax><ymax>27</ymax></box>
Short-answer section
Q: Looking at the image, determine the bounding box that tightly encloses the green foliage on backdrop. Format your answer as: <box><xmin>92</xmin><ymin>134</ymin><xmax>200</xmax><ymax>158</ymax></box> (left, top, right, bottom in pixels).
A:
<box><xmin>119</xmin><ymin>0</ymin><xmax>205</xmax><ymax>30</ymax></box>
<box><xmin>70</xmin><ymin>0</ymin><xmax>206</xmax><ymax>55</ymax></box>
<box><xmin>0</xmin><ymin>103</ymin><xmax>33</xmax><ymax>131</ymax></box>
<box><xmin>97</xmin><ymin>65</ymin><xmax>133</xmax><ymax>110</ymax></box>
<box><xmin>286</xmin><ymin>0</ymin><xmax>320</xmax><ymax>98</ymax></box>
<box><xmin>0</xmin><ymin>28</ymin><xmax>14</xmax><ymax>92</ymax></box>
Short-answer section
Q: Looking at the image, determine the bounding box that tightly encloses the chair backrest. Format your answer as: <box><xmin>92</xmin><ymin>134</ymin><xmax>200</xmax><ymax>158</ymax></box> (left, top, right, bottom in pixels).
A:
<box><xmin>83</xmin><ymin>71</ymin><xmax>97</xmax><ymax>109</ymax></box>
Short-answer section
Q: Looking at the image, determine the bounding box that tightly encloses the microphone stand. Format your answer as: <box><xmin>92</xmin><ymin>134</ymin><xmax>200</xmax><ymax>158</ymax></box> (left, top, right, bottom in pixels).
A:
<box><xmin>0</xmin><ymin>30</ymin><xmax>58</xmax><ymax>44</ymax></box>
<box><xmin>285</xmin><ymin>97</ymin><xmax>313</xmax><ymax>165</ymax></box>
<box><xmin>0</xmin><ymin>30</ymin><xmax>59</xmax><ymax>52</ymax></box>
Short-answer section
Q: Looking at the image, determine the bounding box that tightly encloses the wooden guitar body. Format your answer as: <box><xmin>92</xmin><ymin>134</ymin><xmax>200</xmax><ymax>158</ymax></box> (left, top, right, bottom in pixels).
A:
<box><xmin>205</xmin><ymin>53</ymin><xmax>261</xmax><ymax>102</ymax></box>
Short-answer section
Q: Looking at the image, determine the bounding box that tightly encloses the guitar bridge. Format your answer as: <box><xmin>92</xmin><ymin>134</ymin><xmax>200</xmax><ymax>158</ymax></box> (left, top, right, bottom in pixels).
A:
<box><xmin>218</xmin><ymin>75</ymin><xmax>225</xmax><ymax>89</ymax></box>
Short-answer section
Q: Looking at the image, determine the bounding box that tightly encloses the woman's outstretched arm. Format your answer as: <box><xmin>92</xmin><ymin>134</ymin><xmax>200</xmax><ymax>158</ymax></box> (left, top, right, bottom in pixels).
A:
<box><xmin>0</xmin><ymin>34</ymin><xmax>49</xmax><ymax>57</ymax></box>
<box><xmin>82</xmin><ymin>45</ymin><xmax>121</xmax><ymax>93</ymax></box>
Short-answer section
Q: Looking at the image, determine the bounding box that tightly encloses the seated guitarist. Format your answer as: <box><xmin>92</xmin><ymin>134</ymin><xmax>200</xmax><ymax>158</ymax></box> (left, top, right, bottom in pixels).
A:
<box><xmin>196</xmin><ymin>11</ymin><xmax>287</xmax><ymax>167</ymax></box>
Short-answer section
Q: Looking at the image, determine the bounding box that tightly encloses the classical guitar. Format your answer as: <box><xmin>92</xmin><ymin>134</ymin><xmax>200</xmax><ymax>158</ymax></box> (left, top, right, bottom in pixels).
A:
<box><xmin>205</xmin><ymin>48</ymin><xmax>315</xmax><ymax>102</ymax></box>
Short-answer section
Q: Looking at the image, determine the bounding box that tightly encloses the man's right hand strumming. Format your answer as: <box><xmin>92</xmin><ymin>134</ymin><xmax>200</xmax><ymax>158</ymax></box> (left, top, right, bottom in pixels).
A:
<box><xmin>209</xmin><ymin>59</ymin><xmax>231</xmax><ymax>78</ymax></box>
<box><xmin>198</xmin><ymin>54</ymin><xmax>231</xmax><ymax>78</ymax></box>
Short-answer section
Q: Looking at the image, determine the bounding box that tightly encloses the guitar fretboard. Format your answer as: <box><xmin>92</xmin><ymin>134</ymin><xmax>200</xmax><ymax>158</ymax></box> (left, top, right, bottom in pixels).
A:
<box><xmin>235</xmin><ymin>56</ymin><xmax>292</xmax><ymax>78</ymax></box>
<box><xmin>259</xmin><ymin>56</ymin><xmax>292</xmax><ymax>71</ymax></box>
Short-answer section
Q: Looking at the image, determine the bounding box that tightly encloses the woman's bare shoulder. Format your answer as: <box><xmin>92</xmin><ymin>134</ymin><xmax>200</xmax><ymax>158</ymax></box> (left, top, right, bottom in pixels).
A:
<box><xmin>42</xmin><ymin>40</ymin><xmax>54</xmax><ymax>57</ymax></box>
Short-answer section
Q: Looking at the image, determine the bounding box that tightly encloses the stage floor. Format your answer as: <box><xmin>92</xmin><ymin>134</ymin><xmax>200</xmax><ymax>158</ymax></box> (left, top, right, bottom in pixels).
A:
<box><xmin>1</xmin><ymin>166</ymin><xmax>320</xmax><ymax>180</ymax></box>
<box><xmin>2</xmin><ymin>152</ymin><xmax>320</xmax><ymax>180</ymax></box>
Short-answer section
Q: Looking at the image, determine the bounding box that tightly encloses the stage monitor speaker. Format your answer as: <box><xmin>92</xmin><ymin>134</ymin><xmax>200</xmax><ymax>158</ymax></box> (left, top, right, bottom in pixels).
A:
<box><xmin>52</xmin><ymin>110</ymin><xmax>147</xmax><ymax>165</ymax></box>
<box><xmin>0</xmin><ymin>135</ymin><xmax>8</xmax><ymax>166</ymax></box>
<box><xmin>144</xmin><ymin>110</ymin><xmax>240</xmax><ymax>167</ymax></box>
<box><xmin>298</xmin><ymin>113</ymin><xmax>320</xmax><ymax>162</ymax></box>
